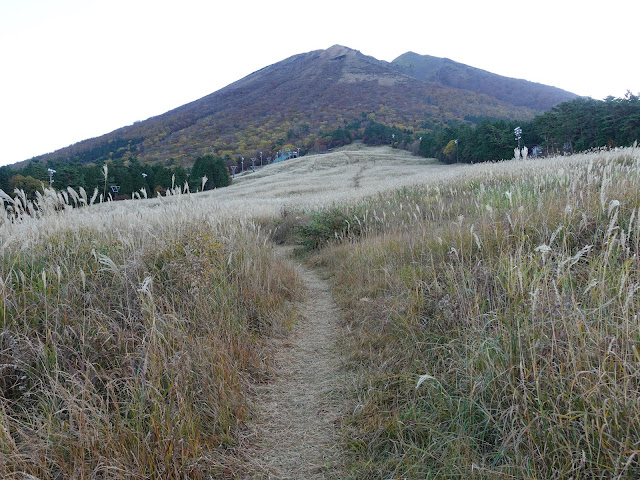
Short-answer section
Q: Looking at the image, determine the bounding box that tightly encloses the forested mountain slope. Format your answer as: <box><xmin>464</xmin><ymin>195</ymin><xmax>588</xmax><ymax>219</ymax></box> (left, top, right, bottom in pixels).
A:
<box><xmin>28</xmin><ymin>45</ymin><xmax>573</xmax><ymax>167</ymax></box>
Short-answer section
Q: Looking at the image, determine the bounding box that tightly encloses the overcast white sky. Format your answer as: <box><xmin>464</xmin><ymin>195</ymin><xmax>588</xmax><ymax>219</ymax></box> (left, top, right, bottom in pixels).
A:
<box><xmin>1</xmin><ymin>0</ymin><xmax>638</xmax><ymax>166</ymax></box>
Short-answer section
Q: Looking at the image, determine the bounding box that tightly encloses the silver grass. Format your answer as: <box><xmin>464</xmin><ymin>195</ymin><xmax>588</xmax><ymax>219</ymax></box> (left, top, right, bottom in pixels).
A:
<box><xmin>98</xmin><ymin>254</ymin><xmax>120</xmax><ymax>276</ymax></box>
<box><xmin>79</xmin><ymin>186</ymin><xmax>88</xmax><ymax>205</ymax></box>
<box><xmin>67</xmin><ymin>186</ymin><xmax>80</xmax><ymax>207</ymax></box>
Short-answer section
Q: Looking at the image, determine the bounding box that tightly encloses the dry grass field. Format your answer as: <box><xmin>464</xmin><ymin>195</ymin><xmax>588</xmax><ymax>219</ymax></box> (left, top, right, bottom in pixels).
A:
<box><xmin>298</xmin><ymin>145</ymin><xmax>640</xmax><ymax>478</ymax></box>
<box><xmin>192</xmin><ymin>142</ymin><xmax>467</xmax><ymax>218</ymax></box>
<box><xmin>2</xmin><ymin>143</ymin><xmax>640</xmax><ymax>478</ymax></box>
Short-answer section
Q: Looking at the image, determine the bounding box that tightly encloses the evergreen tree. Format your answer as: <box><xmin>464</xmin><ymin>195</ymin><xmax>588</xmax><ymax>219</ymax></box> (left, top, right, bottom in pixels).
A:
<box><xmin>0</xmin><ymin>166</ymin><xmax>11</xmax><ymax>192</ymax></box>
<box><xmin>171</xmin><ymin>165</ymin><xmax>188</xmax><ymax>188</ymax></box>
<box><xmin>190</xmin><ymin>154</ymin><xmax>230</xmax><ymax>191</ymax></box>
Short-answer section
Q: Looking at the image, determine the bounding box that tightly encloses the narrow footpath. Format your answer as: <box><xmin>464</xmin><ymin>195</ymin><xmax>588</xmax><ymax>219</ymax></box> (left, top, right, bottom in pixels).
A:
<box><xmin>247</xmin><ymin>246</ymin><xmax>346</xmax><ymax>479</ymax></box>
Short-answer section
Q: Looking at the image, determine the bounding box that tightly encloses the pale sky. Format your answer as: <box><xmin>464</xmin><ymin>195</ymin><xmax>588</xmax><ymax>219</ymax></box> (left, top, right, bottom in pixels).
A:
<box><xmin>1</xmin><ymin>0</ymin><xmax>638</xmax><ymax>166</ymax></box>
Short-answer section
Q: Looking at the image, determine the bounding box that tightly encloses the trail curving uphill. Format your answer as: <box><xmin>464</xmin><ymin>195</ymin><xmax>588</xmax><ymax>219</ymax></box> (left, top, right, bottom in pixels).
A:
<box><xmin>248</xmin><ymin>246</ymin><xmax>346</xmax><ymax>479</ymax></box>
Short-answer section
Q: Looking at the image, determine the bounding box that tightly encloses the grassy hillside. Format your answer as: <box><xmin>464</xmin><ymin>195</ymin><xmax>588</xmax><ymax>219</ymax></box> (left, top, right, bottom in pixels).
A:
<box><xmin>2</xmin><ymin>144</ymin><xmax>639</xmax><ymax>477</ymax></box>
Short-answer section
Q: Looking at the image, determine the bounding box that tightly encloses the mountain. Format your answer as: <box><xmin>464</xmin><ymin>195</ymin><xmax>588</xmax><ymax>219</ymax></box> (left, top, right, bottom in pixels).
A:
<box><xmin>389</xmin><ymin>52</ymin><xmax>576</xmax><ymax>112</ymax></box>
<box><xmin>30</xmin><ymin>45</ymin><xmax>577</xmax><ymax>166</ymax></box>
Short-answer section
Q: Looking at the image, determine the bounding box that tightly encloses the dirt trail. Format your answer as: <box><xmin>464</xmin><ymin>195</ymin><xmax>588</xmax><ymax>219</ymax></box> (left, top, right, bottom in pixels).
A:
<box><xmin>247</xmin><ymin>246</ymin><xmax>346</xmax><ymax>479</ymax></box>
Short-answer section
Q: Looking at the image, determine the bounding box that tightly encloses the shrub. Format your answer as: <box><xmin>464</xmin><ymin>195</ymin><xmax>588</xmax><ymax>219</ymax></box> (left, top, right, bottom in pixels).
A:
<box><xmin>295</xmin><ymin>206</ymin><xmax>363</xmax><ymax>250</ymax></box>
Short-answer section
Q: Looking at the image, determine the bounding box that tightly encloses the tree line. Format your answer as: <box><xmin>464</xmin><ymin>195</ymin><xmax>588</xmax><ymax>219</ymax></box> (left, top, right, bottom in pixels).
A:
<box><xmin>2</xmin><ymin>93</ymin><xmax>639</xmax><ymax>200</ymax></box>
<box><xmin>316</xmin><ymin>93</ymin><xmax>640</xmax><ymax>163</ymax></box>
<box><xmin>417</xmin><ymin>92</ymin><xmax>640</xmax><ymax>163</ymax></box>
<box><xmin>0</xmin><ymin>154</ymin><xmax>229</xmax><ymax>200</ymax></box>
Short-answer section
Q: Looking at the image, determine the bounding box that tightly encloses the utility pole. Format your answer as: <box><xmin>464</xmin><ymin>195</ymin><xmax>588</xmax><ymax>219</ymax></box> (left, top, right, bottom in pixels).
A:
<box><xmin>514</xmin><ymin>126</ymin><xmax>522</xmax><ymax>150</ymax></box>
<box><xmin>514</xmin><ymin>126</ymin><xmax>523</xmax><ymax>160</ymax></box>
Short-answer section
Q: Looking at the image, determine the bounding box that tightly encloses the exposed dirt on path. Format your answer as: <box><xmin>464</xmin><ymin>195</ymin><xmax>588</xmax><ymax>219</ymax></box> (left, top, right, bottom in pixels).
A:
<box><xmin>245</xmin><ymin>246</ymin><xmax>347</xmax><ymax>479</ymax></box>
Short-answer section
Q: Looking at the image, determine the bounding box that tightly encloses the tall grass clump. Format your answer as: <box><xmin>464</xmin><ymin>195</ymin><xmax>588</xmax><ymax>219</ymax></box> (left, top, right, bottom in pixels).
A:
<box><xmin>0</xmin><ymin>190</ymin><xmax>301</xmax><ymax>478</ymax></box>
<box><xmin>310</xmin><ymin>148</ymin><xmax>640</xmax><ymax>478</ymax></box>
<box><xmin>295</xmin><ymin>205</ymin><xmax>368</xmax><ymax>249</ymax></box>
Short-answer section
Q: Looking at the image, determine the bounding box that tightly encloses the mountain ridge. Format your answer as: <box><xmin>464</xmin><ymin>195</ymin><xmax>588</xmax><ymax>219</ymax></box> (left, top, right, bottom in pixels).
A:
<box><xmin>26</xmin><ymin>45</ymin><xmax>577</xmax><ymax>167</ymax></box>
<box><xmin>389</xmin><ymin>51</ymin><xmax>575</xmax><ymax>111</ymax></box>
